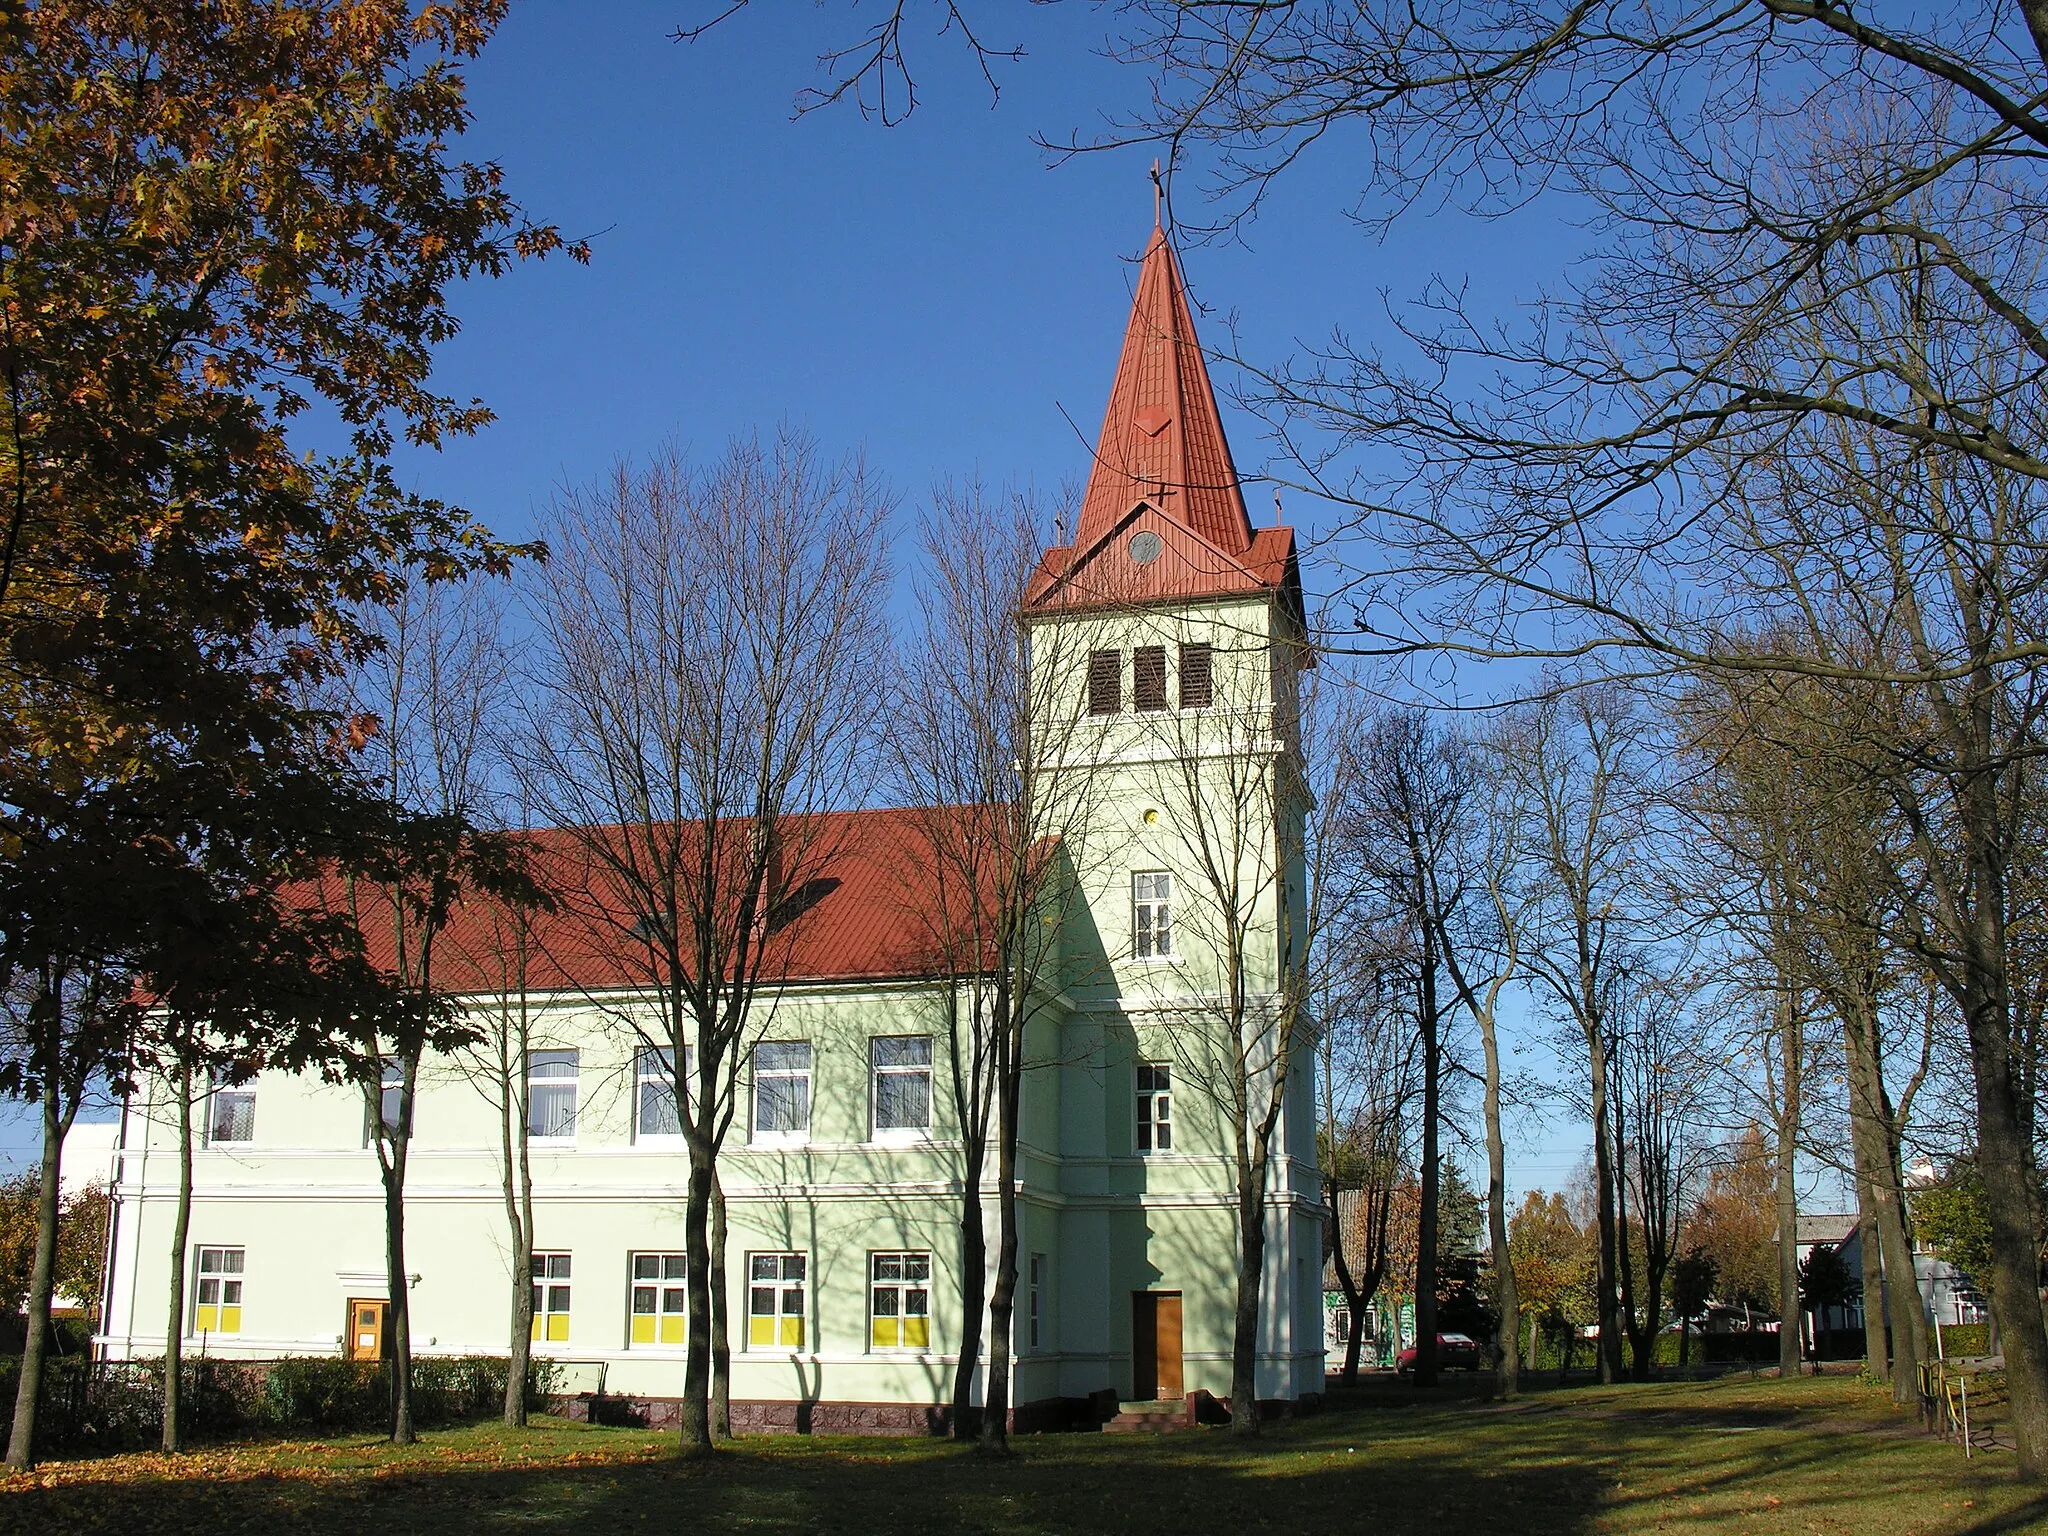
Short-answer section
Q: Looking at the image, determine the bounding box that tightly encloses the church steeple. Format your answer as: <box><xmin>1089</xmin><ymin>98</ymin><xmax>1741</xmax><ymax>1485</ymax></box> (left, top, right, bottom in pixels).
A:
<box><xmin>1026</xmin><ymin>219</ymin><xmax>1295</xmax><ymax>613</ymax></box>
<box><xmin>1072</xmin><ymin>223</ymin><xmax>1255</xmax><ymax>556</ymax></box>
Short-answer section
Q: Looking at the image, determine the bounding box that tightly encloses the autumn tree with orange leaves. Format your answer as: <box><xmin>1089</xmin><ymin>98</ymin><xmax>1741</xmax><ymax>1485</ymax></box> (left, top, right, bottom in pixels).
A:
<box><xmin>0</xmin><ymin>1</ymin><xmax>578</xmax><ymax>1465</ymax></box>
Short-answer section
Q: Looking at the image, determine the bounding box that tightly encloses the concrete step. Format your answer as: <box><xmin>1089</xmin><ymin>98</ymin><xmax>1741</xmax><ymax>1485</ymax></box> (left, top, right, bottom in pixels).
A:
<box><xmin>1105</xmin><ymin>1399</ymin><xmax>1187</xmax><ymax>1434</ymax></box>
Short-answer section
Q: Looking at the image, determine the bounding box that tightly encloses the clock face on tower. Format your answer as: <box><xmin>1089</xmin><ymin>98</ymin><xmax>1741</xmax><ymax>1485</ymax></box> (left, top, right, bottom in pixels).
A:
<box><xmin>1128</xmin><ymin>530</ymin><xmax>1164</xmax><ymax>565</ymax></box>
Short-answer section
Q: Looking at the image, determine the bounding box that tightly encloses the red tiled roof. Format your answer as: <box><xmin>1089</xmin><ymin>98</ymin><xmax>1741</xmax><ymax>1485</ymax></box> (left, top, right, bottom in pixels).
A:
<box><xmin>1027</xmin><ymin>221</ymin><xmax>1296</xmax><ymax>612</ymax></box>
<box><xmin>301</xmin><ymin>806</ymin><xmax>1004</xmax><ymax>997</ymax></box>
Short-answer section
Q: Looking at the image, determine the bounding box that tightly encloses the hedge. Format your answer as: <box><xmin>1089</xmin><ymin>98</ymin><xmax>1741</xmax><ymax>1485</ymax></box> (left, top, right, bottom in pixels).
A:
<box><xmin>0</xmin><ymin>1354</ymin><xmax>562</xmax><ymax>1457</ymax></box>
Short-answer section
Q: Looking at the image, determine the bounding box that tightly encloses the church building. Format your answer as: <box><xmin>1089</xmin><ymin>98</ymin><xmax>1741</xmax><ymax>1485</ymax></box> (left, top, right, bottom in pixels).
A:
<box><xmin>93</xmin><ymin>218</ymin><xmax>1325</xmax><ymax>1430</ymax></box>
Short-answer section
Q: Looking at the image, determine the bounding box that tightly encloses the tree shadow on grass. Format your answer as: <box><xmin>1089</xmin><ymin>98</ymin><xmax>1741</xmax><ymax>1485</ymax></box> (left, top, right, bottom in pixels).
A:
<box><xmin>0</xmin><ymin>1389</ymin><xmax>2037</xmax><ymax>1536</ymax></box>
<box><xmin>0</xmin><ymin>1419</ymin><xmax>1603</xmax><ymax>1536</ymax></box>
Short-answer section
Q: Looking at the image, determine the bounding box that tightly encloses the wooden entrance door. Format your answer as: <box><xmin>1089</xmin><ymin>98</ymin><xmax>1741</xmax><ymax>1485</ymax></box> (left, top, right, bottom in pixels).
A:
<box><xmin>346</xmin><ymin>1298</ymin><xmax>389</xmax><ymax>1362</ymax></box>
<box><xmin>1132</xmin><ymin>1291</ymin><xmax>1184</xmax><ymax>1400</ymax></box>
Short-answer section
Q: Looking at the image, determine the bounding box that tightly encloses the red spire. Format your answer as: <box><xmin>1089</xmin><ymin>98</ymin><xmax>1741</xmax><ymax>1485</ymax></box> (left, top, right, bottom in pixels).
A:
<box><xmin>1072</xmin><ymin>225</ymin><xmax>1254</xmax><ymax>556</ymax></box>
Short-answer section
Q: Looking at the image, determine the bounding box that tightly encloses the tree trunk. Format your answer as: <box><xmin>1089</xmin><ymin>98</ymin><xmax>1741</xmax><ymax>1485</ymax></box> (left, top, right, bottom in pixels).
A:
<box><xmin>679</xmin><ymin>1129</ymin><xmax>715</xmax><ymax>1457</ymax></box>
<box><xmin>1327</xmin><ymin>1186</ymin><xmax>1369</xmax><ymax>1386</ymax></box>
<box><xmin>6</xmin><ymin>1086</ymin><xmax>72</xmax><ymax>1469</ymax></box>
<box><xmin>1841</xmin><ymin>986</ymin><xmax>1925</xmax><ymax>1402</ymax></box>
<box><xmin>1415</xmin><ymin>954</ymin><xmax>1442</xmax><ymax>1388</ymax></box>
<box><xmin>381</xmin><ymin>1119</ymin><xmax>416</xmax><ymax>1444</ymax></box>
<box><xmin>951</xmin><ymin>1133</ymin><xmax>988</xmax><ymax>1442</ymax></box>
<box><xmin>1854</xmin><ymin>1171</ymin><xmax>1887</xmax><ymax>1383</ymax></box>
<box><xmin>980</xmin><ymin>1060</ymin><xmax>1022</xmax><ymax>1454</ymax></box>
<box><xmin>1613</xmin><ymin>1084</ymin><xmax>1647</xmax><ymax>1380</ymax></box>
<box><xmin>1776</xmin><ymin>993</ymin><xmax>1802</xmax><ymax>1380</ymax></box>
<box><xmin>499</xmin><ymin>1033</ymin><xmax>532</xmax><ymax>1428</ymax></box>
<box><xmin>1586</xmin><ymin>1017</ymin><xmax>1622</xmax><ymax>1384</ymax></box>
<box><xmin>1962</xmin><ymin>980</ymin><xmax>2048</xmax><ymax>1475</ymax></box>
<box><xmin>1229</xmin><ymin>1140</ymin><xmax>1270</xmax><ymax>1435</ymax></box>
<box><xmin>1480</xmin><ymin>996</ymin><xmax>1516</xmax><ymax>1396</ymax></box>
<box><xmin>710</xmin><ymin>1169</ymin><xmax>731</xmax><ymax>1440</ymax></box>
<box><xmin>163</xmin><ymin>1067</ymin><xmax>195</xmax><ymax>1452</ymax></box>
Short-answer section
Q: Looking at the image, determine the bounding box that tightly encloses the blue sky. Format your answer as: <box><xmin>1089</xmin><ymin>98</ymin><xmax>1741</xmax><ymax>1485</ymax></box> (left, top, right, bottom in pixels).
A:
<box><xmin>35</xmin><ymin>4</ymin><xmax>1616</xmax><ymax>1203</ymax></box>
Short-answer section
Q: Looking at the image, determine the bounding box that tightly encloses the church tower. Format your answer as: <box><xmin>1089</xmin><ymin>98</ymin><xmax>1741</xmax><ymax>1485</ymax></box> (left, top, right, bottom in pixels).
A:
<box><xmin>1025</xmin><ymin>218</ymin><xmax>1323</xmax><ymax>1409</ymax></box>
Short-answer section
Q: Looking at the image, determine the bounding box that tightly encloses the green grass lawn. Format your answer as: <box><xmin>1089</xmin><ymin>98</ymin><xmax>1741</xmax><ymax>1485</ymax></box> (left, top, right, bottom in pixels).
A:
<box><xmin>2</xmin><ymin>1373</ymin><xmax>2043</xmax><ymax>1535</ymax></box>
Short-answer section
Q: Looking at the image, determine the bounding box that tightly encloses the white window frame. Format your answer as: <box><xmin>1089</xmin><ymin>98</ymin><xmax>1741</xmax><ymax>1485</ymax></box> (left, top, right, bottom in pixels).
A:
<box><xmin>1136</xmin><ymin>1062</ymin><xmax>1173</xmax><ymax>1153</ymax></box>
<box><xmin>629</xmin><ymin>1252</ymin><xmax>688</xmax><ymax>1348</ymax></box>
<box><xmin>193</xmin><ymin>1245</ymin><xmax>245</xmax><ymax>1335</ymax></box>
<box><xmin>747</xmin><ymin>1251</ymin><xmax>807</xmax><ymax>1350</ymax></box>
<box><xmin>869</xmin><ymin>1251</ymin><xmax>931</xmax><ymax>1352</ymax></box>
<box><xmin>870</xmin><ymin>1035</ymin><xmax>933</xmax><ymax>1140</ymax></box>
<box><xmin>527</xmin><ymin>1049</ymin><xmax>579</xmax><ymax>1141</ymax></box>
<box><xmin>1133</xmin><ymin>871</ymin><xmax>1174</xmax><ymax>960</ymax></box>
<box><xmin>751</xmin><ymin>1042</ymin><xmax>812</xmax><ymax>1144</ymax></box>
<box><xmin>635</xmin><ymin>1044</ymin><xmax>689</xmax><ymax>1142</ymax></box>
<box><xmin>205</xmin><ymin>1073</ymin><xmax>256</xmax><ymax>1146</ymax></box>
<box><xmin>530</xmin><ymin>1251</ymin><xmax>572</xmax><ymax>1344</ymax></box>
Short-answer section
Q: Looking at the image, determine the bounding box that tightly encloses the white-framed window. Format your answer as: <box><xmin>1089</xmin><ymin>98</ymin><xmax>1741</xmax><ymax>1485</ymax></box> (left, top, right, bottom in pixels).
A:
<box><xmin>206</xmin><ymin>1073</ymin><xmax>255</xmax><ymax>1145</ymax></box>
<box><xmin>193</xmin><ymin>1245</ymin><xmax>244</xmax><ymax>1334</ymax></box>
<box><xmin>1136</xmin><ymin>1063</ymin><xmax>1173</xmax><ymax>1152</ymax></box>
<box><xmin>527</xmin><ymin>1049</ymin><xmax>579</xmax><ymax>1140</ymax></box>
<box><xmin>1029</xmin><ymin>1252</ymin><xmax>1047</xmax><ymax>1351</ymax></box>
<box><xmin>752</xmin><ymin>1042</ymin><xmax>811</xmax><ymax>1140</ymax></box>
<box><xmin>365</xmin><ymin>1057</ymin><xmax>404</xmax><ymax>1146</ymax></box>
<box><xmin>1133</xmin><ymin>871</ymin><xmax>1173</xmax><ymax>959</ymax></box>
<box><xmin>530</xmin><ymin>1252</ymin><xmax>572</xmax><ymax>1343</ymax></box>
<box><xmin>748</xmin><ymin>1252</ymin><xmax>806</xmax><ymax>1348</ymax></box>
<box><xmin>871</xmin><ymin>1036</ymin><xmax>932</xmax><ymax>1137</ymax></box>
<box><xmin>629</xmin><ymin>1252</ymin><xmax>688</xmax><ymax>1347</ymax></box>
<box><xmin>636</xmin><ymin>1044</ymin><xmax>687</xmax><ymax>1139</ymax></box>
<box><xmin>869</xmin><ymin>1251</ymin><xmax>931</xmax><ymax>1351</ymax></box>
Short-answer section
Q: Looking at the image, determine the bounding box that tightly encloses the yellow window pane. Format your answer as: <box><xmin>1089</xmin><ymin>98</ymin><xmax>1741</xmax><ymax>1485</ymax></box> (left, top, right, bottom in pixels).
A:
<box><xmin>546</xmin><ymin>1313</ymin><xmax>570</xmax><ymax>1342</ymax></box>
<box><xmin>630</xmin><ymin>1315</ymin><xmax>656</xmax><ymax>1345</ymax></box>
<box><xmin>780</xmin><ymin>1317</ymin><xmax>803</xmax><ymax>1348</ymax></box>
<box><xmin>749</xmin><ymin>1315</ymin><xmax>775</xmax><ymax>1346</ymax></box>
<box><xmin>903</xmin><ymin>1317</ymin><xmax>928</xmax><ymax>1349</ymax></box>
<box><xmin>659</xmin><ymin>1316</ymin><xmax>685</xmax><ymax>1345</ymax></box>
<box><xmin>530</xmin><ymin>1315</ymin><xmax>542</xmax><ymax>1343</ymax></box>
<box><xmin>872</xmin><ymin>1317</ymin><xmax>897</xmax><ymax>1348</ymax></box>
<box><xmin>220</xmin><ymin>1307</ymin><xmax>242</xmax><ymax>1334</ymax></box>
<box><xmin>195</xmin><ymin>1305</ymin><xmax>217</xmax><ymax>1333</ymax></box>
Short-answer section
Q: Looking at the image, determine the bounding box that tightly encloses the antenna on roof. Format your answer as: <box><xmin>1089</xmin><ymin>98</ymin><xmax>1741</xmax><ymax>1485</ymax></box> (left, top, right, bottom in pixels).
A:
<box><xmin>1274</xmin><ymin>488</ymin><xmax>1283</xmax><ymax>525</ymax></box>
<box><xmin>1151</xmin><ymin>159</ymin><xmax>1164</xmax><ymax>228</ymax></box>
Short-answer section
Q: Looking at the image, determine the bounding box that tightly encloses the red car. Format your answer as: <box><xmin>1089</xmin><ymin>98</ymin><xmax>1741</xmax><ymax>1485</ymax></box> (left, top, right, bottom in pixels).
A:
<box><xmin>1395</xmin><ymin>1333</ymin><xmax>1483</xmax><ymax>1374</ymax></box>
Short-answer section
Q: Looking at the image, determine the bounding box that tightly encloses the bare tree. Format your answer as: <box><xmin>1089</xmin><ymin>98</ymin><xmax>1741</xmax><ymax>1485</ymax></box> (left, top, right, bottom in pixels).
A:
<box><xmin>885</xmin><ymin>483</ymin><xmax>1101</xmax><ymax>1451</ymax></box>
<box><xmin>1317</xmin><ymin>921</ymin><xmax>1419</xmax><ymax>1385</ymax></box>
<box><xmin>1675</xmin><ymin>665</ymin><xmax>1940</xmax><ymax>1400</ymax></box>
<box><xmin>1342</xmin><ymin>708</ymin><xmax>1486</xmax><ymax>1388</ymax></box>
<box><xmin>1084</xmin><ymin>4</ymin><xmax>2048</xmax><ymax>1471</ymax></box>
<box><xmin>1431</xmin><ymin>721</ymin><xmax>1525</xmax><ymax>1396</ymax></box>
<box><xmin>1492</xmin><ymin>689</ymin><xmax>1657</xmax><ymax>1385</ymax></box>
<box><xmin>1604</xmin><ymin>957</ymin><xmax>1713</xmax><ymax>1379</ymax></box>
<box><xmin>521</xmin><ymin>432</ymin><xmax>889</xmax><ymax>1457</ymax></box>
<box><xmin>342</xmin><ymin>578</ymin><xmax>513</xmax><ymax>1442</ymax></box>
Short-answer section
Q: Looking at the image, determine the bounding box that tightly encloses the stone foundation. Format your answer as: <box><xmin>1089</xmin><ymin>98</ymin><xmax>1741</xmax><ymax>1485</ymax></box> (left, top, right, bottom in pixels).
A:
<box><xmin>548</xmin><ymin>1391</ymin><xmax>1121</xmax><ymax>1437</ymax></box>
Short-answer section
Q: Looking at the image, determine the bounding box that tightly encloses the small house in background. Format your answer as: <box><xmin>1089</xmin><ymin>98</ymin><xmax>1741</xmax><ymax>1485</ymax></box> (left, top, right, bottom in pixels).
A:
<box><xmin>1788</xmin><ymin>1198</ymin><xmax>1991</xmax><ymax>1360</ymax></box>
